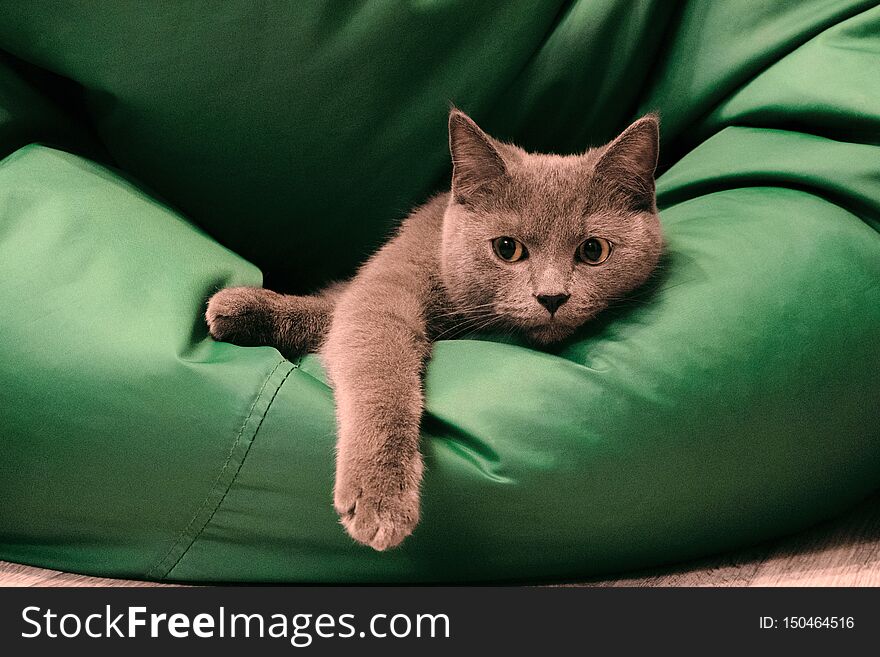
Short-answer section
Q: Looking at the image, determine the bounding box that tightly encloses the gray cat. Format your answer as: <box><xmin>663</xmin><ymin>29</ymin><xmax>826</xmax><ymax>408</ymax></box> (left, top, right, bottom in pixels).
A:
<box><xmin>206</xmin><ymin>109</ymin><xmax>663</xmax><ymax>550</ymax></box>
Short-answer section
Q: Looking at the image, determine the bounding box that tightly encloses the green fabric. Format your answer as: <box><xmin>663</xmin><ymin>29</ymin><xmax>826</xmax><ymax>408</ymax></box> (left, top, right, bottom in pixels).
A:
<box><xmin>0</xmin><ymin>0</ymin><xmax>680</xmax><ymax>291</ymax></box>
<box><xmin>1</xmin><ymin>0</ymin><xmax>878</xmax><ymax>582</ymax></box>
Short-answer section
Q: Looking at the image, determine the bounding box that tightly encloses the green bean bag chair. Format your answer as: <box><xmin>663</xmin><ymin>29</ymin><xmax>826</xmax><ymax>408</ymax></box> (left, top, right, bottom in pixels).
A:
<box><xmin>1</xmin><ymin>0</ymin><xmax>878</xmax><ymax>583</ymax></box>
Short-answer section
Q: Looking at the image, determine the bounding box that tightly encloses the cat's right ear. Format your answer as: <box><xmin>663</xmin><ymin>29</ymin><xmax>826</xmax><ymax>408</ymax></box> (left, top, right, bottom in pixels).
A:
<box><xmin>591</xmin><ymin>114</ymin><xmax>660</xmax><ymax>212</ymax></box>
<box><xmin>448</xmin><ymin>109</ymin><xmax>506</xmax><ymax>204</ymax></box>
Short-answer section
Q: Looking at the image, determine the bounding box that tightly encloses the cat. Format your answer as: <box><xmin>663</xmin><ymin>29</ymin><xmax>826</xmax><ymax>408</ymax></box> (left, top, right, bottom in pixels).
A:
<box><xmin>206</xmin><ymin>109</ymin><xmax>663</xmax><ymax>551</ymax></box>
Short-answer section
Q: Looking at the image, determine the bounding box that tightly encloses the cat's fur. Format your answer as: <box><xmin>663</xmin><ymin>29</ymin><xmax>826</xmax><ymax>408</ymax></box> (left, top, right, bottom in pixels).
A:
<box><xmin>206</xmin><ymin>109</ymin><xmax>663</xmax><ymax>550</ymax></box>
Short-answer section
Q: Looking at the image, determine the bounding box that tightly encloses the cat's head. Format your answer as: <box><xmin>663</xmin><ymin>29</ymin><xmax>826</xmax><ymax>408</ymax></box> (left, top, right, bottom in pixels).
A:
<box><xmin>440</xmin><ymin>109</ymin><xmax>663</xmax><ymax>344</ymax></box>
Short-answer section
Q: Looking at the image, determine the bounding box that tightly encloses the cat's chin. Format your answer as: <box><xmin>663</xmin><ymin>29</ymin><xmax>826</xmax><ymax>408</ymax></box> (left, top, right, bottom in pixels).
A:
<box><xmin>523</xmin><ymin>322</ymin><xmax>577</xmax><ymax>346</ymax></box>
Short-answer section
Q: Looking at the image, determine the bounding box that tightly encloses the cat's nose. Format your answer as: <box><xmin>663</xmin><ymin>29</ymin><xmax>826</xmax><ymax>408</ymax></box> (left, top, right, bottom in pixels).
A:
<box><xmin>536</xmin><ymin>293</ymin><xmax>570</xmax><ymax>315</ymax></box>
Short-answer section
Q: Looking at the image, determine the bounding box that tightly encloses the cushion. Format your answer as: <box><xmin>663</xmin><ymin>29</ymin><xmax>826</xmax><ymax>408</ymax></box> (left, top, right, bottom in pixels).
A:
<box><xmin>0</xmin><ymin>0</ymin><xmax>878</xmax><ymax>581</ymax></box>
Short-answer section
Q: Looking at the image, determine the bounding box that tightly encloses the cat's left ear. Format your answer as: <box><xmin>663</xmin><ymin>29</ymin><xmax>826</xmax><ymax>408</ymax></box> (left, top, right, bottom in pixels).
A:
<box><xmin>592</xmin><ymin>114</ymin><xmax>659</xmax><ymax>212</ymax></box>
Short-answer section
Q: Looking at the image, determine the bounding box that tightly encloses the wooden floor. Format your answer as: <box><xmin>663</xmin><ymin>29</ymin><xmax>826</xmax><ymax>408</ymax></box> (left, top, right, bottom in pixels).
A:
<box><xmin>3</xmin><ymin>492</ymin><xmax>879</xmax><ymax>586</ymax></box>
<box><xmin>580</xmin><ymin>492</ymin><xmax>880</xmax><ymax>587</ymax></box>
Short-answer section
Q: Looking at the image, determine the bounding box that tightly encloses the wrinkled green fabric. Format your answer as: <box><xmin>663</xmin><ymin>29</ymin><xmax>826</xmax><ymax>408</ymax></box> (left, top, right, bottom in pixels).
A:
<box><xmin>0</xmin><ymin>0</ymin><xmax>878</xmax><ymax>582</ymax></box>
<box><xmin>0</xmin><ymin>0</ymin><xmax>679</xmax><ymax>291</ymax></box>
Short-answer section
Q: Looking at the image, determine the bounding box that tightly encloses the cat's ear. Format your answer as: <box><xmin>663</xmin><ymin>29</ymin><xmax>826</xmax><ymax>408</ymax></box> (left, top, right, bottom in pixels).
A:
<box><xmin>448</xmin><ymin>109</ymin><xmax>507</xmax><ymax>203</ymax></box>
<box><xmin>592</xmin><ymin>114</ymin><xmax>659</xmax><ymax>212</ymax></box>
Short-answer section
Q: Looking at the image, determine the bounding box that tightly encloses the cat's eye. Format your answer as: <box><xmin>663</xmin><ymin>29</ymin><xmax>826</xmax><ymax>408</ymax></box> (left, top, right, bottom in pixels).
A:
<box><xmin>492</xmin><ymin>236</ymin><xmax>528</xmax><ymax>262</ymax></box>
<box><xmin>577</xmin><ymin>237</ymin><xmax>612</xmax><ymax>265</ymax></box>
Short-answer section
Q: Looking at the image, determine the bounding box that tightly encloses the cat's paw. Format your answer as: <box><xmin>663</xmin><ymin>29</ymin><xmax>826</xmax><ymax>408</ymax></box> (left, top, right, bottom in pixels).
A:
<box><xmin>206</xmin><ymin>286</ymin><xmax>277</xmax><ymax>346</ymax></box>
<box><xmin>333</xmin><ymin>455</ymin><xmax>423</xmax><ymax>551</ymax></box>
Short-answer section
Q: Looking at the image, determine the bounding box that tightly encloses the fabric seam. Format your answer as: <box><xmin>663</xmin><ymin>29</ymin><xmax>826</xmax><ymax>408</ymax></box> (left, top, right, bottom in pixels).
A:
<box><xmin>147</xmin><ymin>357</ymin><xmax>297</xmax><ymax>579</ymax></box>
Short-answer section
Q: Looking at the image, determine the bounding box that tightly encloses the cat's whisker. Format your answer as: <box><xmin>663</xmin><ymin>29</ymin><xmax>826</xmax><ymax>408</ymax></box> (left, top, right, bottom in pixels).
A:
<box><xmin>470</xmin><ymin>319</ymin><xmax>503</xmax><ymax>336</ymax></box>
<box><xmin>451</xmin><ymin>314</ymin><xmax>503</xmax><ymax>339</ymax></box>
<box><xmin>432</xmin><ymin>311</ymin><xmax>500</xmax><ymax>340</ymax></box>
<box><xmin>430</xmin><ymin>302</ymin><xmax>498</xmax><ymax>320</ymax></box>
<box><xmin>432</xmin><ymin>321</ymin><xmax>489</xmax><ymax>341</ymax></box>
<box><xmin>431</xmin><ymin>310</ymin><xmax>494</xmax><ymax>322</ymax></box>
<box><xmin>436</xmin><ymin>308</ymin><xmax>498</xmax><ymax>323</ymax></box>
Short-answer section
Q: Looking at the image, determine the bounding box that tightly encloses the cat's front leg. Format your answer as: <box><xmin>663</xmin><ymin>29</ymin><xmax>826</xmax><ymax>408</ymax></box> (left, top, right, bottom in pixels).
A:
<box><xmin>324</xmin><ymin>294</ymin><xmax>431</xmax><ymax>551</ymax></box>
<box><xmin>206</xmin><ymin>287</ymin><xmax>334</xmax><ymax>357</ymax></box>
<box><xmin>206</xmin><ymin>286</ymin><xmax>282</xmax><ymax>347</ymax></box>
<box><xmin>333</xmin><ymin>416</ymin><xmax>424</xmax><ymax>551</ymax></box>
